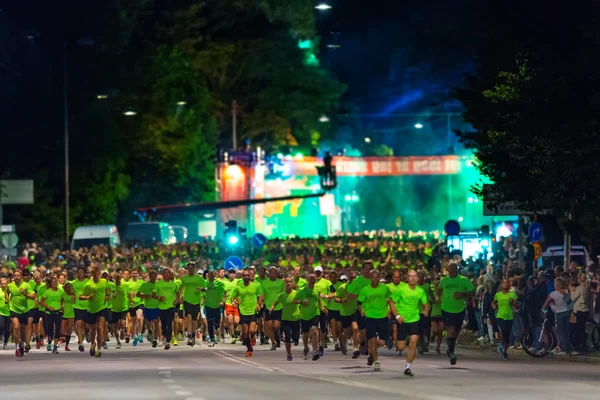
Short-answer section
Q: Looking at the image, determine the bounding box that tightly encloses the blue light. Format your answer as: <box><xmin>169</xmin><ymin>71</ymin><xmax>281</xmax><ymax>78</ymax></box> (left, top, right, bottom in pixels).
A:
<box><xmin>228</xmin><ymin>236</ymin><xmax>239</xmax><ymax>245</ymax></box>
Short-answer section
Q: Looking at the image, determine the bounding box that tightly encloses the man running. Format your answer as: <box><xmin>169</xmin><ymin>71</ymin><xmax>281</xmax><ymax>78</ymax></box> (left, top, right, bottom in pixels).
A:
<box><xmin>438</xmin><ymin>262</ymin><xmax>474</xmax><ymax>365</ymax></box>
<box><xmin>153</xmin><ymin>268</ymin><xmax>181</xmax><ymax>350</ymax></box>
<box><xmin>6</xmin><ymin>270</ymin><xmax>37</xmax><ymax>357</ymax></box>
<box><xmin>357</xmin><ymin>269</ymin><xmax>392</xmax><ymax>371</ymax></box>
<box><xmin>387</xmin><ymin>269</ymin><xmax>406</xmax><ymax>355</ymax></box>
<box><xmin>204</xmin><ymin>269</ymin><xmax>226</xmax><ymax>347</ymax></box>
<box><xmin>272</xmin><ymin>276</ymin><xmax>300</xmax><ymax>361</ymax></box>
<box><xmin>80</xmin><ymin>267</ymin><xmax>110</xmax><ymax>358</ymax></box>
<box><xmin>390</xmin><ymin>270</ymin><xmax>428</xmax><ymax>377</ymax></box>
<box><xmin>313</xmin><ymin>266</ymin><xmax>331</xmax><ymax>356</ymax></box>
<box><xmin>346</xmin><ymin>261</ymin><xmax>373</xmax><ymax>358</ymax></box>
<box><xmin>326</xmin><ymin>270</ymin><xmax>343</xmax><ymax>351</ymax></box>
<box><xmin>71</xmin><ymin>266</ymin><xmax>89</xmax><ymax>352</ymax></box>
<box><xmin>295</xmin><ymin>274</ymin><xmax>326</xmax><ymax>361</ymax></box>
<box><xmin>128</xmin><ymin>268</ymin><xmax>145</xmax><ymax>346</ymax></box>
<box><xmin>260</xmin><ymin>267</ymin><xmax>284</xmax><ymax>350</ymax></box>
<box><xmin>111</xmin><ymin>272</ymin><xmax>130</xmax><ymax>349</ymax></box>
<box><xmin>137</xmin><ymin>270</ymin><xmax>161</xmax><ymax>348</ymax></box>
<box><xmin>224</xmin><ymin>268</ymin><xmax>240</xmax><ymax>344</ymax></box>
<box><xmin>181</xmin><ymin>262</ymin><xmax>207</xmax><ymax>346</ymax></box>
<box><xmin>231</xmin><ymin>268</ymin><xmax>263</xmax><ymax>357</ymax></box>
<box><xmin>335</xmin><ymin>273</ymin><xmax>357</xmax><ymax>355</ymax></box>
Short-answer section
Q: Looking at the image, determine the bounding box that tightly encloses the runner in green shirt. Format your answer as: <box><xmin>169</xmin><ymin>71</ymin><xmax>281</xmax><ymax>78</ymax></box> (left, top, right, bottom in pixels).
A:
<box><xmin>313</xmin><ymin>266</ymin><xmax>332</xmax><ymax>356</ymax></box>
<box><xmin>224</xmin><ymin>269</ymin><xmax>240</xmax><ymax>344</ymax></box>
<box><xmin>62</xmin><ymin>282</ymin><xmax>76</xmax><ymax>352</ymax></box>
<box><xmin>325</xmin><ymin>270</ymin><xmax>343</xmax><ymax>352</ymax></box>
<box><xmin>180</xmin><ymin>262</ymin><xmax>207</xmax><ymax>346</ymax></box>
<box><xmin>347</xmin><ymin>260</ymin><xmax>374</xmax><ymax>357</ymax></box>
<box><xmin>40</xmin><ymin>276</ymin><xmax>65</xmax><ymax>354</ymax></box>
<box><xmin>152</xmin><ymin>268</ymin><xmax>181</xmax><ymax>350</ymax></box>
<box><xmin>492</xmin><ymin>278</ymin><xmax>518</xmax><ymax>361</ymax></box>
<box><xmin>260</xmin><ymin>267</ymin><xmax>285</xmax><ymax>350</ymax></box>
<box><xmin>128</xmin><ymin>269</ymin><xmax>145</xmax><ymax>346</ymax></box>
<box><xmin>71</xmin><ymin>266</ymin><xmax>89</xmax><ymax>352</ymax></box>
<box><xmin>204</xmin><ymin>269</ymin><xmax>226</xmax><ymax>347</ymax></box>
<box><xmin>357</xmin><ymin>269</ymin><xmax>392</xmax><ymax>371</ymax></box>
<box><xmin>389</xmin><ymin>270</ymin><xmax>428</xmax><ymax>377</ymax></box>
<box><xmin>0</xmin><ymin>277</ymin><xmax>10</xmax><ymax>350</ymax></box>
<box><xmin>294</xmin><ymin>274</ymin><xmax>326</xmax><ymax>361</ymax></box>
<box><xmin>6</xmin><ymin>269</ymin><xmax>37</xmax><ymax>357</ymax></box>
<box><xmin>22</xmin><ymin>269</ymin><xmax>36</xmax><ymax>354</ymax></box>
<box><xmin>430</xmin><ymin>277</ymin><xmax>444</xmax><ymax>354</ymax></box>
<box><xmin>386</xmin><ymin>270</ymin><xmax>406</xmax><ymax>355</ymax></box>
<box><xmin>271</xmin><ymin>276</ymin><xmax>300</xmax><ymax>361</ymax></box>
<box><xmin>137</xmin><ymin>270</ymin><xmax>160</xmax><ymax>348</ymax></box>
<box><xmin>231</xmin><ymin>268</ymin><xmax>264</xmax><ymax>357</ymax></box>
<box><xmin>437</xmin><ymin>262</ymin><xmax>474</xmax><ymax>366</ymax></box>
<box><xmin>80</xmin><ymin>267</ymin><xmax>110</xmax><ymax>358</ymax></box>
<box><xmin>110</xmin><ymin>272</ymin><xmax>130</xmax><ymax>349</ymax></box>
<box><xmin>335</xmin><ymin>272</ymin><xmax>358</xmax><ymax>355</ymax></box>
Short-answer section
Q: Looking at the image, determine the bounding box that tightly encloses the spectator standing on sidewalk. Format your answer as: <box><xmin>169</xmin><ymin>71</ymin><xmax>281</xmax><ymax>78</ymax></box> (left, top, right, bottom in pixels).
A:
<box><xmin>570</xmin><ymin>272</ymin><xmax>589</xmax><ymax>356</ymax></box>
<box><xmin>542</xmin><ymin>278</ymin><xmax>572</xmax><ymax>355</ymax></box>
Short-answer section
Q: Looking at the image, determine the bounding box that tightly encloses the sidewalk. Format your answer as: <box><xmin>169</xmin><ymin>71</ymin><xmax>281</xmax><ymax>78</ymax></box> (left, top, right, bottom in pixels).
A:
<box><xmin>458</xmin><ymin>331</ymin><xmax>600</xmax><ymax>364</ymax></box>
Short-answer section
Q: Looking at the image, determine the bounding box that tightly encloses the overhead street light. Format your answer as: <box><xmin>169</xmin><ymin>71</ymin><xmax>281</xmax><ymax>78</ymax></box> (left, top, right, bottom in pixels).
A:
<box><xmin>364</xmin><ymin>137</ymin><xmax>371</xmax><ymax>143</ymax></box>
<box><xmin>315</xmin><ymin>3</ymin><xmax>332</xmax><ymax>10</ymax></box>
<box><xmin>319</xmin><ymin>115</ymin><xmax>330</xmax><ymax>123</ymax></box>
<box><xmin>124</xmin><ymin>110</ymin><xmax>137</xmax><ymax>116</ymax></box>
<box><xmin>414</xmin><ymin>123</ymin><xmax>424</xmax><ymax>129</ymax></box>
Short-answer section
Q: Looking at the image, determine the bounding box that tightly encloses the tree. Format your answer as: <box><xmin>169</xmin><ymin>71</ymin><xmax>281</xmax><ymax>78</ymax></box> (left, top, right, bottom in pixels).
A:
<box><xmin>455</xmin><ymin>1</ymin><xmax>600</xmax><ymax>236</ymax></box>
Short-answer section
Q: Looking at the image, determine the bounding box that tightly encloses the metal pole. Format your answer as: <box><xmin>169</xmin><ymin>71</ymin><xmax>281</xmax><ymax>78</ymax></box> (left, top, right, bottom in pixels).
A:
<box><xmin>64</xmin><ymin>42</ymin><xmax>70</xmax><ymax>246</ymax></box>
<box><xmin>447</xmin><ymin>113</ymin><xmax>452</xmax><ymax>218</ymax></box>
<box><xmin>518</xmin><ymin>215</ymin><xmax>524</xmax><ymax>269</ymax></box>
<box><xmin>564</xmin><ymin>213</ymin><xmax>571</xmax><ymax>269</ymax></box>
<box><xmin>232</xmin><ymin>100</ymin><xmax>237</xmax><ymax>150</ymax></box>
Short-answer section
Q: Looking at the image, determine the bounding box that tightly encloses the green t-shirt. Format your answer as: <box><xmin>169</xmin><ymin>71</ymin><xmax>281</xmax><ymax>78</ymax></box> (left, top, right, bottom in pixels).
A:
<box><xmin>0</xmin><ymin>288</ymin><xmax>9</xmax><ymax>316</ymax></box>
<box><xmin>153</xmin><ymin>280</ymin><xmax>180</xmax><ymax>310</ymax></box>
<box><xmin>26</xmin><ymin>280</ymin><xmax>38</xmax><ymax>311</ymax></box>
<box><xmin>393</xmin><ymin>285</ymin><xmax>427</xmax><ymax>323</ymax></box>
<box><xmin>348</xmin><ymin>275</ymin><xmax>370</xmax><ymax>296</ymax></box>
<box><xmin>111</xmin><ymin>281</ymin><xmax>131</xmax><ymax>313</ymax></box>
<box><xmin>106</xmin><ymin>281</ymin><xmax>116</xmax><ymax>309</ymax></box>
<box><xmin>417</xmin><ymin>283</ymin><xmax>432</xmax><ymax>314</ymax></box>
<box><xmin>431</xmin><ymin>292</ymin><xmax>442</xmax><ymax>317</ymax></box>
<box><xmin>387</xmin><ymin>281</ymin><xmax>407</xmax><ymax>297</ymax></box>
<box><xmin>129</xmin><ymin>279</ymin><xmax>145</xmax><ymax>307</ymax></box>
<box><xmin>328</xmin><ymin>281</ymin><xmax>343</xmax><ymax>311</ymax></box>
<box><xmin>232</xmin><ymin>281</ymin><xmax>263</xmax><ymax>316</ymax></box>
<box><xmin>276</xmin><ymin>290</ymin><xmax>300</xmax><ymax>322</ymax></box>
<box><xmin>439</xmin><ymin>275</ymin><xmax>474</xmax><ymax>313</ymax></box>
<box><xmin>7</xmin><ymin>281</ymin><xmax>33</xmax><ymax>314</ymax></box>
<box><xmin>494</xmin><ymin>291</ymin><xmax>518</xmax><ymax>320</ymax></box>
<box><xmin>224</xmin><ymin>279</ymin><xmax>239</xmax><ymax>305</ymax></box>
<box><xmin>294</xmin><ymin>277</ymin><xmax>308</xmax><ymax>291</ymax></box>
<box><xmin>38</xmin><ymin>284</ymin><xmax>48</xmax><ymax>313</ymax></box>
<box><xmin>71</xmin><ymin>278</ymin><xmax>89</xmax><ymax>310</ymax></box>
<box><xmin>43</xmin><ymin>287</ymin><xmax>65</xmax><ymax>312</ymax></box>
<box><xmin>295</xmin><ymin>286</ymin><xmax>321</xmax><ymax>320</ymax></box>
<box><xmin>336</xmin><ymin>283</ymin><xmax>357</xmax><ymax>317</ymax></box>
<box><xmin>314</xmin><ymin>278</ymin><xmax>331</xmax><ymax>298</ymax></box>
<box><xmin>138</xmin><ymin>281</ymin><xmax>159</xmax><ymax>309</ymax></box>
<box><xmin>261</xmin><ymin>278</ymin><xmax>285</xmax><ymax>310</ymax></box>
<box><xmin>83</xmin><ymin>278</ymin><xmax>108</xmax><ymax>314</ymax></box>
<box><xmin>204</xmin><ymin>279</ymin><xmax>226</xmax><ymax>309</ymax></box>
<box><xmin>63</xmin><ymin>292</ymin><xmax>75</xmax><ymax>319</ymax></box>
<box><xmin>358</xmin><ymin>283</ymin><xmax>391</xmax><ymax>319</ymax></box>
<box><xmin>181</xmin><ymin>274</ymin><xmax>207</xmax><ymax>306</ymax></box>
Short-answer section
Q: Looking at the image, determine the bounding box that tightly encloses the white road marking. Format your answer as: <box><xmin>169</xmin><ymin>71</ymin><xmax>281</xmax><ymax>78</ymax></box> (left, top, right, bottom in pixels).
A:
<box><xmin>210</xmin><ymin>349</ymin><xmax>283</xmax><ymax>372</ymax></box>
<box><xmin>175</xmin><ymin>391</ymin><xmax>192</xmax><ymax>396</ymax></box>
<box><xmin>168</xmin><ymin>385</ymin><xmax>184</xmax><ymax>390</ymax></box>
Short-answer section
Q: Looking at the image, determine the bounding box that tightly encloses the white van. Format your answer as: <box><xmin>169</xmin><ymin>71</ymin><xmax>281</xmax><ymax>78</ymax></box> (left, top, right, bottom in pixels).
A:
<box><xmin>71</xmin><ymin>225</ymin><xmax>121</xmax><ymax>251</ymax></box>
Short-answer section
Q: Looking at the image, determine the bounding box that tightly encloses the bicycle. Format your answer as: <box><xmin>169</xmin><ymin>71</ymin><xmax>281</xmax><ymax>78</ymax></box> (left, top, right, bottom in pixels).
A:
<box><xmin>587</xmin><ymin>319</ymin><xmax>600</xmax><ymax>350</ymax></box>
<box><xmin>522</xmin><ymin>311</ymin><xmax>557</xmax><ymax>358</ymax></box>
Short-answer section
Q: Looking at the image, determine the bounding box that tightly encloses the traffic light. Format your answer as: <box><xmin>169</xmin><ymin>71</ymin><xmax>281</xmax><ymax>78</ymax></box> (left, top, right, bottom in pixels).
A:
<box><xmin>316</xmin><ymin>151</ymin><xmax>337</xmax><ymax>191</ymax></box>
<box><xmin>480</xmin><ymin>225</ymin><xmax>491</xmax><ymax>249</ymax></box>
<box><xmin>225</xmin><ymin>220</ymin><xmax>246</xmax><ymax>246</ymax></box>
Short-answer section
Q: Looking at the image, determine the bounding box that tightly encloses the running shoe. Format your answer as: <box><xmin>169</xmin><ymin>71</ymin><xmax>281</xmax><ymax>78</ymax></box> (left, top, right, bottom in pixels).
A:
<box><xmin>165</xmin><ymin>343</ymin><xmax>171</xmax><ymax>350</ymax></box>
<box><xmin>373</xmin><ymin>361</ymin><xmax>381</xmax><ymax>371</ymax></box>
<box><xmin>367</xmin><ymin>354</ymin><xmax>374</xmax><ymax>366</ymax></box>
<box><xmin>35</xmin><ymin>341</ymin><xmax>41</xmax><ymax>350</ymax></box>
<box><xmin>404</xmin><ymin>368</ymin><xmax>413</xmax><ymax>377</ymax></box>
<box><xmin>213</xmin><ymin>338</ymin><xmax>218</xmax><ymax>346</ymax></box>
<box><xmin>208</xmin><ymin>342</ymin><xmax>215</xmax><ymax>348</ymax></box>
<box><xmin>25</xmin><ymin>343</ymin><xmax>30</xmax><ymax>353</ymax></box>
<box><xmin>303</xmin><ymin>348</ymin><xmax>309</xmax><ymax>360</ymax></box>
<box><xmin>450</xmin><ymin>353</ymin><xmax>457</xmax><ymax>365</ymax></box>
<box><xmin>287</xmin><ymin>354</ymin><xmax>293</xmax><ymax>361</ymax></box>
<box><xmin>15</xmin><ymin>347</ymin><xmax>21</xmax><ymax>358</ymax></box>
<box><xmin>152</xmin><ymin>340</ymin><xmax>158</xmax><ymax>348</ymax></box>
<box><xmin>270</xmin><ymin>343</ymin><xmax>277</xmax><ymax>351</ymax></box>
<box><xmin>177</xmin><ymin>333</ymin><xmax>183</xmax><ymax>341</ymax></box>
<box><xmin>138</xmin><ymin>334</ymin><xmax>144</xmax><ymax>344</ymax></box>
<box><xmin>245</xmin><ymin>350</ymin><xmax>252</xmax><ymax>357</ymax></box>
<box><xmin>293</xmin><ymin>340</ymin><xmax>299</xmax><ymax>346</ymax></box>
<box><xmin>3</xmin><ymin>344</ymin><xmax>7</xmax><ymax>350</ymax></box>
<box><xmin>103</xmin><ymin>343</ymin><xmax>108</xmax><ymax>350</ymax></box>
<box><xmin>187</xmin><ymin>338</ymin><xmax>193</xmax><ymax>347</ymax></box>
<box><xmin>125</xmin><ymin>336</ymin><xmax>130</xmax><ymax>344</ymax></box>
<box><xmin>318</xmin><ymin>345</ymin><xmax>324</xmax><ymax>357</ymax></box>
<box><xmin>251</xmin><ymin>337</ymin><xmax>257</xmax><ymax>347</ymax></box>
<box><xmin>312</xmin><ymin>351</ymin><xmax>320</xmax><ymax>361</ymax></box>
<box><xmin>260</xmin><ymin>334</ymin><xmax>266</xmax><ymax>345</ymax></box>
<box><xmin>79</xmin><ymin>344</ymin><xmax>84</xmax><ymax>352</ymax></box>
<box><xmin>65</xmin><ymin>345</ymin><xmax>71</xmax><ymax>352</ymax></box>
<box><xmin>95</xmin><ymin>350</ymin><xmax>102</xmax><ymax>358</ymax></box>
<box><xmin>47</xmin><ymin>342</ymin><xmax>52</xmax><ymax>352</ymax></box>
<box><xmin>116</xmin><ymin>343</ymin><xmax>122</xmax><ymax>349</ymax></box>
<box><xmin>52</xmin><ymin>346</ymin><xmax>59</xmax><ymax>354</ymax></box>
<box><xmin>396</xmin><ymin>350</ymin><xmax>402</xmax><ymax>357</ymax></box>
<box><xmin>172</xmin><ymin>338</ymin><xmax>178</xmax><ymax>347</ymax></box>
<box><xmin>19</xmin><ymin>344</ymin><xmax>24</xmax><ymax>357</ymax></box>
<box><xmin>335</xmin><ymin>342</ymin><xmax>340</xmax><ymax>351</ymax></box>
<box><xmin>132</xmin><ymin>337</ymin><xmax>138</xmax><ymax>346</ymax></box>
<box><xmin>90</xmin><ymin>346</ymin><xmax>96</xmax><ymax>357</ymax></box>
<box><xmin>352</xmin><ymin>349</ymin><xmax>360</xmax><ymax>359</ymax></box>
<box><xmin>341</xmin><ymin>342</ymin><xmax>347</xmax><ymax>355</ymax></box>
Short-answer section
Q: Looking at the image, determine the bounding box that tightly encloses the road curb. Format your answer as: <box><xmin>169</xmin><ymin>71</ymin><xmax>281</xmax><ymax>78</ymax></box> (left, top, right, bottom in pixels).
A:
<box><xmin>461</xmin><ymin>344</ymin><xmax>600</xmax><ymax>364</ymax></box>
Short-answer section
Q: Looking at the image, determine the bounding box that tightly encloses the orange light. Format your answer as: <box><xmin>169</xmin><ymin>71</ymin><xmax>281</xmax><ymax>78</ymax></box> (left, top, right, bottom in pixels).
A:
<box><xmin>223</xmin><ymin>165</ymin><xmax>245</xmax><ymax>180</ymax></box>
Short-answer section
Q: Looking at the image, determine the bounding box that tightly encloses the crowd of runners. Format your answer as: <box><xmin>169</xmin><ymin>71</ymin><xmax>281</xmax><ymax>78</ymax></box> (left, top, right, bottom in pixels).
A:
<box><xmin>3</xmin><ymin>235</ymin><xmax>581</xmax><ymax>376</ymax></box>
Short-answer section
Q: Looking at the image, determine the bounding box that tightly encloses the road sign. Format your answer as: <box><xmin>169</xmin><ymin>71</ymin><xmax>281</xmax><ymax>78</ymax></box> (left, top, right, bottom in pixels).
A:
<box><xmin>0</xmin><ymin>180</ymin><xmax>34</xmax><ymax>204</ymax></box>
<box><xmin>528</xmin><ymin>222</ymin><xmax>543</xmax><ymax>242</ymax></box>
<box><xmin>444</xmin><ymin>220</ymin><xmax>460</xmax><ymax>236</ymax></box>
<box><xmin>224</xmin><ymin>256</ymin><xmax>244</xmax><ymax>271</ymax></box>
<box><xmin>533</xmin><ymin>242</ymin><xmax>542</xmax><ymax>261</ymax></box>
<box><xmin>251</xmin><ymin>233</ymin><xmax>267</xmax><ymax>249</ymax></box>
<box><xmin>1</xmin><ymin>233</ymin><xmax>18</xmax><ymax>248</ymax></box>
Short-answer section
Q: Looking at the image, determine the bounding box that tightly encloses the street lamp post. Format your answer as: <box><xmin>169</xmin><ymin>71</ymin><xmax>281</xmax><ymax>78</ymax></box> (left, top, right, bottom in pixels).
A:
<box><xmin>64</xmin><ymin>42</ymin><xmax>70</xmax><ymax>246</ymax></box>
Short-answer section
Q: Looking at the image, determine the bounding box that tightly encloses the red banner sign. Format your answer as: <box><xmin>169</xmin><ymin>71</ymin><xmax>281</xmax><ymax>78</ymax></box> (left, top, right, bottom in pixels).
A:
<box><xmin>283</xmin><ymin>156</ymin><xmax>463</xmax><ymax>176</ymax></box>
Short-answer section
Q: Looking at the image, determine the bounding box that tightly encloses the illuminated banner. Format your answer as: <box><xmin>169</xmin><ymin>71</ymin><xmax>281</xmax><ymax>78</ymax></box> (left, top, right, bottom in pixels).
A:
<box><xmin>282</xmin><ymin>156</ymin><xmax>463</xmax><ymax>176</ymax></box>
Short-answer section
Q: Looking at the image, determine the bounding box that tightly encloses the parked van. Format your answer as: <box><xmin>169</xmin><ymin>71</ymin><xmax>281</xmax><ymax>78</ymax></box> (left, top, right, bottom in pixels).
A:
<box><xmin>126</xmin><ymin>222</ymin><xmax>175</xmax><ymax>247</ymax></box>
<box><xmin>71</xmin><ymin>225</ymin><xmax>121</xmax><ymax>251</ymax></box>
<box><xmin>171</xmin><ymin>226</ymin><xmax>189</xmax><ymax>243</ymax></box>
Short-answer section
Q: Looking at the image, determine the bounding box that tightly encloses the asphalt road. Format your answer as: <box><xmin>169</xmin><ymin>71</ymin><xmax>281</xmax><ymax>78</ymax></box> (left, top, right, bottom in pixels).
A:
<box><xmin>0</xmin><ymin>337</ymin><xmax>597</xmax><ymax>400</ymax></box>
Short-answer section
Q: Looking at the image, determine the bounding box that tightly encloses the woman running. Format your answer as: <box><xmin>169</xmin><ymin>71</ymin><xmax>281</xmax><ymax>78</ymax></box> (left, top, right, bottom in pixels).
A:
<box><xmin>271</xmin><ymin>276</ymin><xmax>300</xmax><ymax>361</ymax></box>
<box><xmin>61</xmin><ymin>282</ymin><xmax>76</xmax><ymax>351</ymax></box>
<box><xmin>40</xmin><ymin>276</ymin><xmax>66</xmax><ymax>354</ymax></box>
<box><xmin>430</xmin><ymin>277</ymin><xmax>444</xmax><ymax>354</ymax></box>
<box><xmin>0</xmin><ymin>277</ymin><xmax>11</xmax><ymax>350</ymax></box>
<box><xmin>492</xmin><ymin>278</ymin><xmax>517</xmax><ymax>360</ymax></box>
